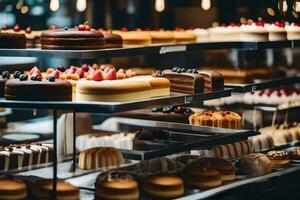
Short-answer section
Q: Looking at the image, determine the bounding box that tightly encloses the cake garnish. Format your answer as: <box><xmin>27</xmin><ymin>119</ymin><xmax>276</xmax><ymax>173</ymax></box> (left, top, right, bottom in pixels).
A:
<box><xmin>13</xmin><ymin>71</ymin><xmax>21</xmax><ymax>78</ymax></box>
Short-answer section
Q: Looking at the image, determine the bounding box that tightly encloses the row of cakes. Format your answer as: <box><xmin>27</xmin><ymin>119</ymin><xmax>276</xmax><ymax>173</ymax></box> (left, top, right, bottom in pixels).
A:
<box><xmin>3</xmin><ymin>21</ymin><xmax>300</xmax><ymax>50</ymax></box>
<box><xmin>220</xmin><ymin>87</ymin><xmax>300</xmax><ymax>107</ymax></box>
<box><xmin>193</xmin><ymin>21</ymin><xmax>300</xmax><ymax>42</ymax></box>
<box><xmin>1</xmin><ymin>147</ymin><xmax>299</xmax><ymax>200</ymax></box>
<box><xmin>0</xmin><ymin>66</ymin><xmax>224</xmax><ymax>102</ymax></box>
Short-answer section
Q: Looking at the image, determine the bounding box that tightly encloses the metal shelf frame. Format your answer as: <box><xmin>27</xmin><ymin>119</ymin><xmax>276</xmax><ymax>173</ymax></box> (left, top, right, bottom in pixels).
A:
<box><xmin>0</xmin><ymin>40</ymin><xmax>295</xmax><ymax>59</ymax></box>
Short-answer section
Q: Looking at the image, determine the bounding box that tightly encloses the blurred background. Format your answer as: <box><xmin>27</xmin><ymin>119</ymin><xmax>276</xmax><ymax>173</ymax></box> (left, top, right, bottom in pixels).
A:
<box><xmin>0</xmin><ymin>0</ymin><xmax>299</xmax><ymax>30</ymax></box>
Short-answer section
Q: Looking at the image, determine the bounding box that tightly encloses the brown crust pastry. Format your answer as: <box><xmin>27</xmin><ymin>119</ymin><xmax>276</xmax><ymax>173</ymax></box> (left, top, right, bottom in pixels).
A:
<box><xmin>189</xmin><ymin>110</ymin><xmax>242</xmax><ymax>129</ymax></box>
<box><xmin>0</xmin><ymin>178</ymin><xmax>27</xmax><ymax>199</ymax></box>
<box><xmin>32</xmin><ymin>179</ymin><xmax>79</xmax><ymax>200</ymax></box>
<box><xmin>266</xmin><ymin>150</ymin><xmax>290</xmax><ymax>168</ymax></box>
<box><xmin>78</xmin><ymin>147</ymin><xmax>124</xmax><ymax>170</ymax></box>
<box><xmin>41</xmin><ymin>28</ymin><xmax>105</xmax><ymax>50</ymax></box>
<box><xmin>95</xmin><ymin>172</ymin><xmax>139</xmax><ymax>200</ymax></box>
<box><xmin>143</xmin><ymin>174</ymin><xmax>184</xmax><ymax>199</ymax></box>
<box><xmin>239</xmin><ymin>153</ymin><xmax>272</xmax><ymax>176</ymax></box>
<box><xmin>4</xmin><ymin>79</ymin><xmax>72</xmax><ymax>101</ymax></box>
<box><xmin>288</xmin><ymin>147</ymin><xmax>300</xmax><ymax>160</ymax></box>
<box><xmin>0</xmin><ymin>32</ymin><xmax>26</xmax><ymax>49</ymax></box>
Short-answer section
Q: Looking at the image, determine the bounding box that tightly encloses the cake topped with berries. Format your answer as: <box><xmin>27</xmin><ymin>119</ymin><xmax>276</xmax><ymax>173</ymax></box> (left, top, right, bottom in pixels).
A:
<box><xmin>0</xmin><ymin>24</ymin><xmax>26</xmax><ymax>48</ymax></box>
<box><xmin>240</xmin><ymin>21</ymin><xmax>269</xmax><ymax>41</ymax></box>
<box><xmin>4</xmin><ymin>67</ymin><xmax>72</xmax><ymax>101</ymax></box>
<box><xmin>265</xmin><ymin>22</ymin><xmax>287</xmax><ymax>41</ymax></box>
<box><xmin>285</xmin><ymin>22</ymin><xmax>300</xmax><ymax>40</ymax></box>
<box><xmin>41</xmin><ymin>24</ymin><xmax>105</xmax><ymax>49</ymax></box>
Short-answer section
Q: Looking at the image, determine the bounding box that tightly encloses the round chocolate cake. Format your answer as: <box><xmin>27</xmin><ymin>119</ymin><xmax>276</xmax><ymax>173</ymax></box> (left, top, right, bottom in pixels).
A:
<box><xmin>41</xmin><ymin>28</ymin><xmax>105</xmax><ymax>50</ymax></box>
<box><xmin>5</xmin><ymin>79</ymin><xmax>72</xmax><ymax>101</ymax></box>
<box><xmin>0</xmin><ymin>32</ymin><xmax>26</xmax><ymax>49</ymax></box>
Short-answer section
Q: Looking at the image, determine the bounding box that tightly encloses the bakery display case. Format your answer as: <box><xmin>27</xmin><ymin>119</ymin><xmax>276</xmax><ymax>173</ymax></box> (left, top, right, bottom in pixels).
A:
<box><xmin>1</xmin><ymin>1</ymin><xmax>300</xmax><ymax>200</ymax></box>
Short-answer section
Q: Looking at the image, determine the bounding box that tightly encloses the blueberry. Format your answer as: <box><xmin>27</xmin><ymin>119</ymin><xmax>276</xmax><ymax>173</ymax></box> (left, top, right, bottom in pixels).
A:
<box><xmin>192</xmin><ymin>69</ymin><xmax>198</xmax><ymax>74</ymax></box>
<box><xmin>31</xmin><ymin>76</ymin><xmax>37</xmax><ymax>81</ymax></box>
<box><xmin>57</xmin><ymin>66</ymin><xmax>66</xmax><ymax>72</ymax></box>
<box><xmin>167</xmin><ymin>105</ymin><xmax>175</xmax><ymax>112</ymax></box>
<box><xmin>180</xmin><ymin>68</ymin><xmax>186</xmax><ymax>73</ymax></box>
<box><xmin>19</xmin><ymin>74</ymin><xmax>28</xmax><ymax>81</ymax></box>
<box><xmin>162</xmin><ymin>107</ymin><xmax>171</xmax><ymax>113</ymax></box>
<box><xmin>48</xmin><ymin>76</ymin><xmax>55</xmax><ymax>82</ymax></box>
<box><xmin>187</xmin><ymin>69</ymin><xmax>193</xmax><ymax>73</ymax></box>
<box><xmin>1</xmin><ymin>71</ymin><xmax>10</xmax><ymax>79</ymax></box>
<box><xmin>184</xmin><ymin>108</ymin><xmax>193</xmax><ymax>114</ymax></box>
<box><xmin>13</xmin><ymin>71</ymin><xmax>21</xmax><ymax>78</ymax></box>
<box><xmin>172</xmin><ymin>67</ymin><xmax>178</xmax><ymax>72</ymax></box>
<box><xmin>64</xmin><ymin>26</ymin><xmax>69</xmax><ymax>30</ymax></box>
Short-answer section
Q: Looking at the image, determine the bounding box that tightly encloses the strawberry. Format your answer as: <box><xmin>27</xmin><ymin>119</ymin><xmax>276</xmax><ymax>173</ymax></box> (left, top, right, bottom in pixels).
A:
<box><xmin>51</xmin><ymin>70</ymin><xmax>61</xmax><ymax>79</ymax></box>
<box><xmin>2</xmin><ymin>24</ymin><xmax>8</xmax><ymax>30</ymax></box>
<box><xmin>32</xmin><ymin>69</ymin><xmax>42</xmax><ymax>77</ymax></box>
<box><xmin>75</xmin><ymin>68</ymin><xmax>85</xmax><ymax>78</ymax></box>
<box><xmin>29</xmin><ymin>66</ymin><xmax>40</xmax><ymax>75</ymax></box>
<box><xmin>81</xmin><ymin>64</ymin><xmax>89</xmax><ymax>72</ymax></box>
<box><xmin>106</xmin><ymin>69</ymin><xmax>117</xmax><ymax>80</ymax></box>
<box><xmin>92</xmin><ymin>70</ymin><xmax>103</xmax><ymax>81</ymax></box>
<box><xmin>84</xmin><ymin>25</ymin><xmax>91</xmax><ymax>31</ymax></box>
<box><xmin>78</xmin><ymin>24</ymin><xmax>85</xmax><ymax>31</ymax></box>
<box><xmin>49</xmin><ymin>25</ymin><xmax>56</xmax><ymax>30</ymax></box>
<box><xmin>13</xmin><ymin>24</ymin><xmax>21</xmax><ymax>32</ymax></box>
<box><xmin>25</xmin><ymin>27</ymin><xmax>32</xmax><ymax>34</ymax></box>
<box><xmin>117</xmin><ymin>68</ymin><xmax>125</xmax><ymax>74</ymax></box>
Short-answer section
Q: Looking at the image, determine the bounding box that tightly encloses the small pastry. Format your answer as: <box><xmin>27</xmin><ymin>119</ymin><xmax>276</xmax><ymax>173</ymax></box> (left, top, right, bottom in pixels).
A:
<box><xmin>266</xmin><ymin>150</ymin><xmax>290</xmax><ymax>168</ymax></box>
<box><xmin>95</xmin><ymin>171</ymin><xmax>139</xmax><ymax>200</ymax></box>
<box><xmin>239</xmin><ymin>153</ymin><xmax>272</xmax><ymax>176</ymax></box>
<box><xmin>288</xmin><ymin>147</ymin><xmax>300</xmax><ymax>160</ymax></box>
<box><xmin>0</xmin><ymin>178</ymin><xmax>27</xmax><ymax>200</ymax></box>
<box><xmin>143</xmin><ymin>174</ymin><xmax>184</xmax><ymax>199</ymax></box>
<box><xmin>32</xmin><ymin>179</ymin><xmax>79</xmax><ymax>200</ymax></box>
<box><xmin>183</xmin><ymin>159</ymin><xmax>223</xmax><ymax>189</ymax></box>
<box><xmin>78</xmin><ymin>147</ymin><xmax>124</xmax><ymax>170</ymax></box>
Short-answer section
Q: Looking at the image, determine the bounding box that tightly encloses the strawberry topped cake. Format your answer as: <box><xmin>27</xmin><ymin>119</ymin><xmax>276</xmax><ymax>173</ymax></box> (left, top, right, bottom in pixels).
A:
<box><xmin>209</xmin><ymin>23</ymin><xmax>240</xmax><ymax>42</ymax></box>
<box><xmin>240</xmin><ymin>21</ymin><xmax>269</xmax><ymax>42</ymax></box>
<box><xmin>285</xmin><ymin>22</ymin><xmax>300</xmax><ymax>40</ymax></box>
<box><xmin>265</xmin><ymin>22</ymin><xmax>287</xmax><ymax>41</ymax></box>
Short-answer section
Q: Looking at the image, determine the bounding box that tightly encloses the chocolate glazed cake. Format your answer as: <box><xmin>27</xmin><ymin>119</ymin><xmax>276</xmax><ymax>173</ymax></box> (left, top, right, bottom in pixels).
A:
<box><xmin>198</xmin><ymin>70</ymin><xmax>224</xmax><ymax>91</ymax></box>
<box><xmin>5</xmin><ymin>79</ymin><xmax>72</xmax><ymax>101</ymax></box>
<box><xmin>41</xmin><ymin>28</ymin><xmax>105</xmax><ymax>50</ymax></box>
<box><xmin>103</xmin><ymin>32</ymin><xmax>123</xmax><ymax>48</ymax></box>
<box><xmin>160</xmin><ymin>68</ymin><xmax>204</xmax><ymax>94</ymax></box>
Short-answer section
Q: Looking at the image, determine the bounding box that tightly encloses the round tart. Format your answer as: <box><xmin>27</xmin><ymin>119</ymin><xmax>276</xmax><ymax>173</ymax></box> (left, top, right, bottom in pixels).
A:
<box><xmin>143</xmin><ymin>174</ymin><xmax>184</xmax><ymax>199</ymax></box>
<box><xmin>41</xmin><ymin>28</ymin><xmax>105</xmax><ymax>50</ymax></box>
<box><xmin>32</xmin><ymin>179</ymin><xmax>79</xmax><ymax>200</ymax></box>
<box><xmin>95</xmin><ymin>172</ymin><xmax>139</xmax><ymax>200</ymax></box>
<box><xmin>189</xmin><ymin>110</ymin><xmax>242</xmax><ymax>129</ymax></box>
<box><xmin>239</xmin><ymin>153</ymin><xmax>272</xmax><ymax>176</ymax></box>
<box><xmin>5</xmin><ymin>78</ymin><xmax>72</xmax><ymax>101</ymax></box>
<box><xmin>266</xmin><ymin>150</ymin><xmax>290</xmax><ymax>168</ymax></box>
<box><xmin>147</xmin><ymin>31</ymin><xmax>175</xmax><ymax>44</ymax></box>
<box><xmin>0</xmin><ymin>178</ymin><xmax>27</xmax><ymax>200</ymax></box>
<box><xmin>173</xmin><ymin>31</ymin><xmax>197</xmax><ymax>43</ymax></box>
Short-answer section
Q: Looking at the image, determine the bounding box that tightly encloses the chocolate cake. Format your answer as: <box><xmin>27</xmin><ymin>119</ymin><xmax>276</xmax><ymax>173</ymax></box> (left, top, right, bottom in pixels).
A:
<box><xmin>117</xmin><ymin>106</ymin><xmax>194</xmax><ymax>124</ymax></box>
<box><xmin>41</xmin><ymin>28</ymin><xmax>105</xmax><ymax>50</ymax></box>
<box><xmin>5</xmin><ymin>77</ymin><xmax>72</xmax><ymax>101</ymax></box>
<box><xmin>159</xmin><ymin>68</ymin><xmax>204</xmax><ymax>94</ymax></box>
<box><xmin>0</xmin><ymin>31</ymin><xmax>26</xmax><ymax>49</ymax></box>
